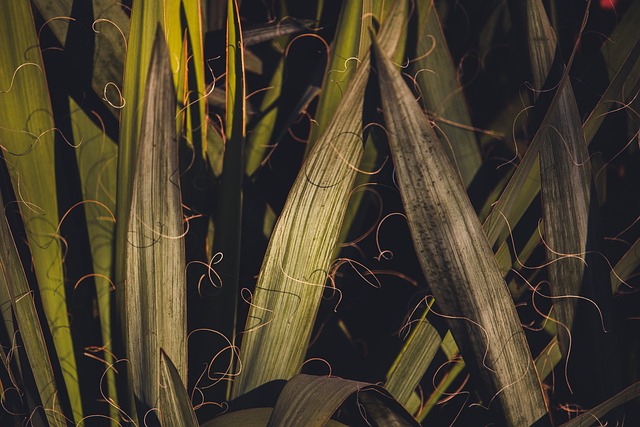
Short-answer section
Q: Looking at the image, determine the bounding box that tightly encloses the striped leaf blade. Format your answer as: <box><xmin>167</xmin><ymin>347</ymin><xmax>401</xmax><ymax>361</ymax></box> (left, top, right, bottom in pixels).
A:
<box><xmin>114</xmin><ymin>0</ymin><xmax>164</xmax><ymax>359</ymax></box>
<box><xmin>305</xmin><ymin>0</ymin><xmax>363</xmax><ymax>155</ymax></box>
<box><xmin>232</xmin><ymin>0</ymin><xmax>407</xmax><ymax>398</ymax></box>
<box><xmin>167</xmin><ymin>0</ymin><xmax>208</xmax><ymax>157</ymax></box>
<box><xmin>384</xmin><ymin>302</ymin><xmax>441</xmax><ymax>407</ymax></box>
<box><xmin>159</xmin><ymin>350</ymin><xmax>199</xmax><ymax>427</ymax></box>
<box><xmin>526</xmin><ymin>0</ymin><xmax>618</xmax><ymax>404</ymax></box>
<box><xmin>245</xmin><ymin>4</ymin><xmax>288</xmax><ymax>177</ymax></box>
<box><xmin>0</xmin><ymin>194</ymin><xmax>65</xmax><ymax>426</ymax></box>
<box><xmin>559</xmin><ymin>381</ymin><xmax>640</xmax><ymax>427</ymax></box>
<box><xmin>374</xmin><ymin>35</ymin><xmax>548</xmax><ymax>426</ymax></box>
<box><xmin>268</xmin><ymin>374</ymin><xmax>418</xmax><ymax>427</ymax></box>
<box><xmin>31</xmin><ymin>0</ymin><xmax>130</xmax><ymax>118</ymax></box>
<box><xmin>209</xmin><ymin>0</ymin><xmax>246</xmax><ymax>401</ymax></box>
<box><xmin>125</xmin><ymin>29</ymin><xmax>187</xmax><ymax>413</ymax></box>
<box><xmin>483</xmin><ymin>0</ymin><xmax>639</xmax><ymax>248</ymax></box>
<box><xmin>412</xmin><ymin>0</ymin><xmax>482</xmax><ymax>187</ymax></box>
<box><xmin>611</xmin><ymin>237</ymin><xmax>639</xmax><ymax>293</ymax></box>
<box><xmin>0</xmin><ymin>0</ymin><xmax>83</xmax><ymax>422</ymax></box>
<box><xmin>70</xmin><ymin>97</ymin><xmax>119</xmax><ymax>420</ymax></box>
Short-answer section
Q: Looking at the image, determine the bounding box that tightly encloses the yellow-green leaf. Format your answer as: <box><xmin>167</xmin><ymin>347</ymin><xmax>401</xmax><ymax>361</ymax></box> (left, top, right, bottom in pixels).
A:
<box><xmin>412</xmin><ymin>0</ymin><xmax>482</xmax><ymax>187</ymax></box>
<box><xmin>559</xmin><ymin>381</ymin><xmax>640</xmax><ymax>427</ymax></box>
<box><xmin>232</xmin><ymin>0</ymin><xmax>407</xmax><ymax>398</ymax></box>
<box><xmin>385</xmin><ymin>300</ymin><xmax>441</xmax><ymax>407</ymax></box>
<box><xmin>70</xmin><ymin>97</ymin><xmax>119</xmax><ymax>420</ymax></box>
<box><xmin>0</xmin><ymin>0</ymin><xmax>83</xmax><ymax>422</ymax></box>
<box><xmin>305</xmin><ymin>0</ymin><xmax>363</xmax><ymax>155</ymax></box>
<box><xmin>0</xmin><ymin>193</ymin><xmax>65</xmax><ymax>426</ymax></box>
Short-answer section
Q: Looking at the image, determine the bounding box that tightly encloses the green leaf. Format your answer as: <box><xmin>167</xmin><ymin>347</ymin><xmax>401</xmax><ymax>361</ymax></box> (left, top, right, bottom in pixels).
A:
<box><xmin>385</xmin><ymin>299</ymin><xmax>441</xmax><ymax>407</ymax></box>
<box><xmin>70</xmin><ymin>97</ymin><xmax>119</xmax><ymax>419</ymax></box>
<box><xmin>0</xmin><ymin>0</ymin><xmax>83</xmax><ymax>423</ymax></box>
<box><xmin>125</xmin><ymin>29</ymin><xmax>187</xmax><ymax>413</ymax></box>
<box><xmin>374</xmin><ymin>34</ymin><xmax>547</xmax><ymax>426</ymax></box>
<box><xmin>168</xmin><ymin>0</ymin><xmax>209</xmax><ymax>158</ymax></box>
<box><xmin>245</xmin><ymin>4</ymin><xmax>288</xmax><ymax>176</ymax></box>
<box><xmin>114</xmin><ymin>0</ymin><xmax>164</xmax><ymax>361</ymax></box>
<box><xmin>559</xmin><ymin>381</ymin><xmax>640</xmax><ymax>427</ymax></box>
<box><xmin>583</xmin><ymin>0</ymin><xmax>640</xmax><ymax>145</ymax></box>
<box><xmin>232</xmin><ymin>0</ymin><xmax>407</xmax><ymax>399</ymax></box>
<box><xmin>209</xmin><ymin>0</ymin><xmax>246</xmax><ymax>400</ymax></box>
<box><xmin>268</xmin><ymin>374</ymin><xmax>418</xmax><ymax>427</ymax></box>
<box><xmin>534</xmin><ymin>336</ymin><xmax>561</xmax><ymax>382</ymax></box>
<box><xmin>611</xmin><ymin>237</ymin><xmax>640</xmax><ymax>293</ymax></box>
<box><xmin>412</xmin><ymin>0</ymin><xmax>482</xmax><ymax>187</ymax></box>
<box><xmin>31</xmin><ymin>0</ymin><xmax>130</xmax><ymax>118</ymax></box>
<box><xmin>0</xmin><ymin>194</ymin><xmax>65</xmax><ymax>426</ymax></box>
<box><xmin>305</xmin><ymin>0</ymin><xmax>363</xmax><ymax>155</ymax></box>
<box><xmin>159</xmin><ymin>350</ymin><xmax>199</xmax><ymax>427</ymax></box>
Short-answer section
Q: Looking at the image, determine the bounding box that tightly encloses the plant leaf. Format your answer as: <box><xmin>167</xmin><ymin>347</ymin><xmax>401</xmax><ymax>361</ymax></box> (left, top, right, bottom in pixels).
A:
<box><xmin>268</xmin><ymin>374</ymin><xmax>418</xmax><ymax>427</ymax></box>
<box><xmin>125</xmin><ymin>29</ymin><xmax>186</xmax><ymax>413</ymax></box>
<box><xmin>0</xmin><ymin>0</ymin><xmax>83</xmax><ymax>422</ymax></box>
<box><xmin>559</xmin><ymin>381</ymin><xmax>640</xmax><ymax>427</ymax></box>
<box><xmin>374</xmin><ymin>34</ymin><xmax>547</xmax><ymax>426</ymax></box>
<box><xmin>31</xmin><ymin>0</ymin><xmax>130</xmax><ymax>118</ymax></box>
<box><xmin>583</xmin><ymin>37</ymin><xmax>640</xmax><ymax>146</ymax></box>
<box><xmin>242</xmin><ymin>19</ymin><xmax>315</xmax><ymax>46</ymax></box>
<box><xmin>167</xmin><ymin>0</ymin><xmax>209</xmax><ymax>158</ymax></box>
<box><xmin>202</xmin><ymin>408</ymin><xmax>348</xmax><ymax>427</ymax></box>
<box><xmin>208</xmin><ymin>0</ymin><xmax>246</xmax><ymax>401</ymax></box>
<box><xmin>114</xmin><ymin>0</ymin><xmax>164</xmax><ymax>364</ymax></box>
<box><xmin>0</xmin><ymin>194</ymin><xmax>65</xmax><ymax>426</ymax></box>
<box><xmin>70</xmin><ymin>97</ymin><xmax>119</xmax><ymax>419</ymax></box>
<box><xmin>535</xmin><ymin>336</ymin><xmax>561</xmax><ymax>382</ymax></box>
<box><xmin>385</xmin><ymin>300</ymin><xmax>441</xmax><ymax>407</ymax></box>
<box><xmin>611</xmin><ymin>237</ymin><xmax>640</xmax><ymax>293</ymax></box>
<box><xmin>159</xmin><ymin>350</ymin><xmax>199</xmax><ymax>427</ymax></box>
<box><xmin>232</xmin><ymin>0</ymin><xmax>407</xmax><ymax>399</ymax></box>
<box><xmin>304</xmin><ymin>0</ymin><xmax>363</xmax><ymax>155</ymax></box>
<box><xmin>245</xmin><ymin>2</ymin><xmax>290</xmax><ymax>176</ymax></box>
<box><xmin>526</xmin><ymin>0</ymin><xmax>618</xmax><ymax>404</ymax></box>
<box><xmin>412</xmin><ymin>0</ymin><xmax>482</xmax><ymax>187</ymax></box>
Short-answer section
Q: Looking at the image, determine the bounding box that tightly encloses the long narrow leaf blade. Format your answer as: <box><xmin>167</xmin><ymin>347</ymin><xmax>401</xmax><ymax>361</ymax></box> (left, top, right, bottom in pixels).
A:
<box><xmin>70</xmin><ymin>98</ymin><xmax>119</xmax><ymax>419</ymax></box>
<box><xmin>0</xmin><ymin>195</ymin><xmax>64</xmax><ymax>426</ymax></box>
<box><xmin>202</xmin><ymin>408</ymin><xmax>348</xmax><ymax>427</ymax></box>
<box><xmin>413</xmin><ymin>1</ymin><xmax>482</xmax><ymax>187</ymax></box>
<box><xmin>385</xmin><ymin>302</ymin><xmax>441</xmax><ymax>407</ymax></box>
<box><xmin>0</xmin><ymin>0</ymin><xmax>83</xmax><ymax>422</ymax></box>
<box><xmin>125</xmin><ymin>29</ymin><xmax>186</xmax><ymax>413</ymax></box>
<box><xmin>526</xmin><ymin>0</ymin><xmax>618</xmax><ymax>404</ymax></box>
<box><xmin>31</xmin><ymin>0</ymin><xmax>131</xmax><ymax>118</ymax></box>
<box><xmin>268</xmin><ymin>374</ymin><xmax>418</xmax><ymax>427</ymax></box>
<box><xmin>232</xmin><ymin>0</ymin><xmax>407</xmax><ymax>398</ymax></box>
<box><xmin>209</xmin><ymin>0</ymin><xmax>246</xmax><ymax>400</ymax></box>
<box><xmin>159</xmin><ymin>350</ymin><xmax>199</xmax><ymax>427</ymax></box>
<box><xmin>374</xmin><ymin>37</ymin><xmax>547</xmax><ymax>426</ymax></box>
<box><xmin>611</xmin><ymin>237</ymin><xmax>640</xmax><ymax>293</ymax></box>
<box><xmin>559</xmin><ymin>381</ymin><xmax>640</xmax><ymax>427</ymax></box>
<box><xmin>115</xmin><ymin>0</ymin><xmax>164</xmax><ymax>367</ymax></box>
<box><xmin>304</xmin><ymin>0</ymin><xmax>363</xmax><ymax>155</ymax></box>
